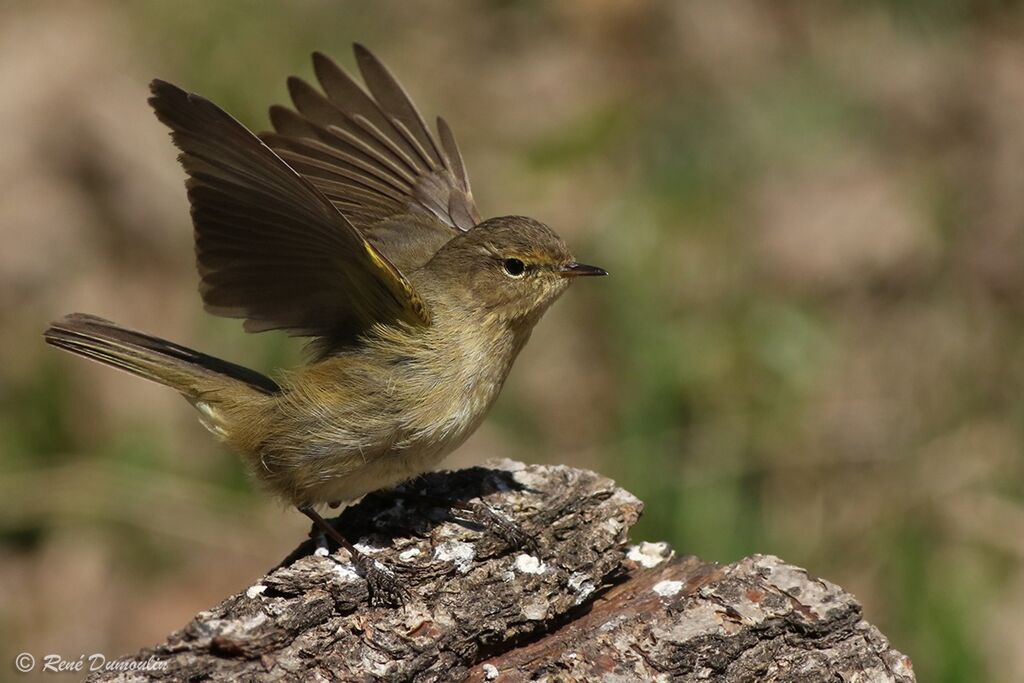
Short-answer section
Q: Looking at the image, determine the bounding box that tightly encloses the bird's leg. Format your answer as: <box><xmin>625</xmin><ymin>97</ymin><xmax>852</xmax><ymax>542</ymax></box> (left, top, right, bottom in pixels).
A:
<box><xmin>386</xmin><ymin>491</ymin><xmax>537</xmax><ymax>553</ymax></box>
<box><xmin>297</xmin><ymin>505</ymin><xmax>408</xmax><ymax>607</ymax></box>
<box><xmin>306</xmin><ymin>501</ymin><xmax>343</xmax><ymax>551</ymax></box>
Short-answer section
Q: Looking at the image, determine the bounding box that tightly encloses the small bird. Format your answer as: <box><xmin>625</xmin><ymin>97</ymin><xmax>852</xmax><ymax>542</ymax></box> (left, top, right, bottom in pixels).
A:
<box><xmin>44</xmin><ymin>45</ymin><xmax>606</xmax><ymax>603</ymax></box>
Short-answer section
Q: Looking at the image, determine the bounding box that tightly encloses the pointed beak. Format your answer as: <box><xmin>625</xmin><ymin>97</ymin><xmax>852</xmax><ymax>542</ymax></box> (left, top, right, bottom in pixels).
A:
<box><xmin>560</xmin><ymin>262</ymin><xmax>608</xmax><ymax>278</ymax></box>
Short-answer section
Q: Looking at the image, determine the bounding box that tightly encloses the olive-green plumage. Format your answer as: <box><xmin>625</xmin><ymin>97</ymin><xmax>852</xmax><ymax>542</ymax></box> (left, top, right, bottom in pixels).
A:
<box><xmin>44</xmin><ymin>46</ymin><xmax>605</xmax><ymax>510</ymax></box>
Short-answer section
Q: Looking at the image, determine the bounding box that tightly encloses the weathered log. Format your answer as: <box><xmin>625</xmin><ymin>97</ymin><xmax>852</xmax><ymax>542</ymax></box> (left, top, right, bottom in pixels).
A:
<box><xmin>88</xmin><ymin>460</ymin><xmax>915</xmax><ymax>682</ymax></box>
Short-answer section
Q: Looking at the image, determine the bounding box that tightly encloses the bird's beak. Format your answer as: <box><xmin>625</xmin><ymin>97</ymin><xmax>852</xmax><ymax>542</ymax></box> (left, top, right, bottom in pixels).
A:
<box><xmin>560</xmin><ymin>262</ymin><xmax>608</xmax><ymax>278</ymax></box>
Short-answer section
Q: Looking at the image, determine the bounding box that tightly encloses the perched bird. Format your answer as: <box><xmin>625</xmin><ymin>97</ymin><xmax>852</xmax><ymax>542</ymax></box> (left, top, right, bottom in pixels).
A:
<box><xmin>44</xmin><ymin>45</ymin><xmax>606</xmax><ymax>603</ymax></box>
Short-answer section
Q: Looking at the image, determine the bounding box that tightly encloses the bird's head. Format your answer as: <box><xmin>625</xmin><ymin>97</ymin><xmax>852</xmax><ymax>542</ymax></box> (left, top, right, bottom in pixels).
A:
<box><xmin>422</xmin><ymin>216</ymin><xmax>606</xmax><ymax>327</ymax></box>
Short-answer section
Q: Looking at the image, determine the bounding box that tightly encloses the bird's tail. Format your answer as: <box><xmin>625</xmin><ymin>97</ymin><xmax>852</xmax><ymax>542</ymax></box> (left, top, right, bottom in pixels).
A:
<box><xmin>43</xmin><ymin>313</ymin><xmax>280</xmax><ymax>399</ymax></box>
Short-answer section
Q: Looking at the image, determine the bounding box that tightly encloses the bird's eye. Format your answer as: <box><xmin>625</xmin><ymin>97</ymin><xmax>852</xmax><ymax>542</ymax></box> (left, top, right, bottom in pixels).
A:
<box><xmin>502</xmin><ymin>258</ymin><xmax>527</xmax><ymax>278</ymax></box>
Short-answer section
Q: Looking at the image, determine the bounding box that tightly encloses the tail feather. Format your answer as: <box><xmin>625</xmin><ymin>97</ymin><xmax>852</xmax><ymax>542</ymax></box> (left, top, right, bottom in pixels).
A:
<box><xmin>44</xmin><ymin>313</ymin><xmax>279</xmax><ymax>397</ymax></box>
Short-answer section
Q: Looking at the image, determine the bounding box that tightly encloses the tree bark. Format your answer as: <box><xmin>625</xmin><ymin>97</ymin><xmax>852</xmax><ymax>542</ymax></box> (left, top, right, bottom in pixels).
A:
<box><xmin>89</xmin><ymin>460</ymin><xmax>915</xmax><ymax>682</ymax></box>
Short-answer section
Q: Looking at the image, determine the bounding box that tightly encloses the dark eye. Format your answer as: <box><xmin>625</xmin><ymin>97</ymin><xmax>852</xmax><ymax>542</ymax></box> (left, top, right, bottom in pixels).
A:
<box><xmin>502</xmin><ymin>258</ymin><xmax>527</xmax><ymax>278</ymax></box>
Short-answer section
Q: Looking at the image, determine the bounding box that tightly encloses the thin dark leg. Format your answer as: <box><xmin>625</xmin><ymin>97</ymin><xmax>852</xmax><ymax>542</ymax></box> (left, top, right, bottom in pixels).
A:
<box><xmin>387</xmin><ymin>492</ymin><xmax>538</xmax><ymax>552</ymax></box>
<box><xmin>297</xmin><ymin>505</ymin><xmax>407</xmax><ymax>606</ymax></box>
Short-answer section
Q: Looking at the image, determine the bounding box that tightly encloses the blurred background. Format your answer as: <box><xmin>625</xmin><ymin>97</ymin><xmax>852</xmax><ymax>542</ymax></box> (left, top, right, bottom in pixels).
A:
<box><xmin>2</xmin><ymin>1</ymin><xmax>1023</xmax><ymax>681</ymax></box>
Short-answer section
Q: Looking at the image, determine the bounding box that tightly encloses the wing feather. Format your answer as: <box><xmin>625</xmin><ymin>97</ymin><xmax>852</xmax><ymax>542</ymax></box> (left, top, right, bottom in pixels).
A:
<box><xmin>263</xmin><ymin>46</ymin><xmax>481</xmax><ymax>240</ymax></box>
<box><xmin>149</xmin><ymin>79</ymin><xmax>430</xmax><ymax>351</ymax></box>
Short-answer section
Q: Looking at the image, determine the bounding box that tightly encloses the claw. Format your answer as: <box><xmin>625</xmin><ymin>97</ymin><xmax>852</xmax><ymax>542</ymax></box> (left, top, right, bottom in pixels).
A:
<box><xmin>355</xmin><ymin>555</ymin><xmax>409</xmax><ymax>607</ymax></box>
<box><xmin>465</xmin><ymin>502</ymin><xmax>539</xmax><ymax>554</ymax></box>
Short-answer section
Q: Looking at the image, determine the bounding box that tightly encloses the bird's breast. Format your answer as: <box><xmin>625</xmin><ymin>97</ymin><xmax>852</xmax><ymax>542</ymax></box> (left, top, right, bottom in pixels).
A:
<box><xmin>400</xmin><ymin>327</ymin><xmax>519</xmax><ymax>450</ymax></box>
<box><xmin>253</xmin><ymin>317</ymin><xmax>531</xmax><ymax>505</ymax></box>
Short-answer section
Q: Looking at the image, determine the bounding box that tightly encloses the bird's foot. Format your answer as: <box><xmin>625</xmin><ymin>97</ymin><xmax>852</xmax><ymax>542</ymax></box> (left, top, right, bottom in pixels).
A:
<box><xmin>381</xmin><ymin>490</ymin><xmax>536</xmax><ymax>552</ymax></box>
<box><xmin>458</xmin><ymin>501</ymin><xmax>539</xmax><ymax>553</ymax></box>
<box><xmin>353</xmin><ymin>554</ymin><xmax>409</xmax><ymax>607</ymax></box>
<box><xmin>298</xmin><ymin>504</ymin><xmax>409</xmax><ymax>606</ymax></box>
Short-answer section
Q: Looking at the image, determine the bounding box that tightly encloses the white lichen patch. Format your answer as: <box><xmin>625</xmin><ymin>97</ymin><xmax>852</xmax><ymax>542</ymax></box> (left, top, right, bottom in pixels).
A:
<box><xmin>354</xmin><ymin>542</ymin><xmax>384</xmax><ymax>555</ymax></box>
<box><xmin>482</xmin><ymin>663</ymin><xmax>499</xmax><ymax>680</ymax></box>
<box><xmin>332</xmin><ymin>562</ymin><xmax>360</xmax><ymax>582</ymax></box>
<box><xmin>627</xmin><ymin>541</ymin><xmax>673</xmax><ymax>568</ymax></box>
<box><xmin>514</xmin><ymin>554</ymin><xmax>546</xmax><ymax>575</ymax></box>
<box><xmin>653</xmin><ymin>579</ymin><xmax>684</xmax><ymax>598</ymax></box>
<box><xmin>399</xmin><ymin>547</ymin><xmax>422</xmax><ymax>561</ymax></box>
<box><xmin>433</xmin><ymin>540</ymin><xmax>476</xmax><ymax>574</ymax></box>
<box><xmin>245</xmin><ymin>584</ymin><xmax>267</xmax><ymax>599</ymax></box>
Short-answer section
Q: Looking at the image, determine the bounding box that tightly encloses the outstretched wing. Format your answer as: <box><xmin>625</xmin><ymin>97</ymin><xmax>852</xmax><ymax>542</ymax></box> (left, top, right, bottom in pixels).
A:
<box><xmin>262</xmin><ymin>45</ymin><xmax>481</xmax><ymax>254</ymax></box>
<box><xmin>149</xmin><ymin>79</ymin><xmax>430</xmax><ymax>349</ymax></box>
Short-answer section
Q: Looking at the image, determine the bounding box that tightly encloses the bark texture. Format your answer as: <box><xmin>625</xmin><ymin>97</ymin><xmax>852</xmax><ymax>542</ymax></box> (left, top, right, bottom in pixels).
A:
<box><xmin>89</xmin><ymin>460</ymin><xmax>915</xmax><ymax>682</ymax></box>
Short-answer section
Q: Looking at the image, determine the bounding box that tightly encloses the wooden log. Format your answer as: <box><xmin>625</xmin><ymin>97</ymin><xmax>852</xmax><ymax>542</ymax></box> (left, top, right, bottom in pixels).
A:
<box><xmin>88</xmin><ymin>461</ymin><xmax>915</xmax><ymax>682</ymax></box>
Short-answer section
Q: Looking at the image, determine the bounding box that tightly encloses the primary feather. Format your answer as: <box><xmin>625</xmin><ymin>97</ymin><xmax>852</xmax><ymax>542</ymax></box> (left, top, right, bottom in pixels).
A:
<box><xmin>262</xmin><ymin>46</ymin><xmax>481</xmax><ymax>244</ymax></box>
